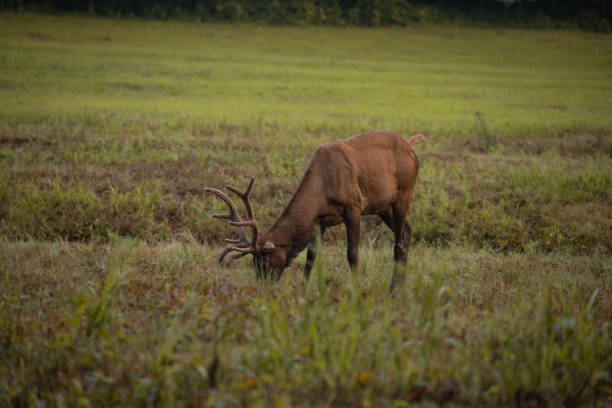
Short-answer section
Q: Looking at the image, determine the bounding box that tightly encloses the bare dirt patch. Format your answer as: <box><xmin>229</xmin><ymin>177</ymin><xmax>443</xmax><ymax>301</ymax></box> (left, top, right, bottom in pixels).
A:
<box><xmin>0</xmin><ymin>132</ymin><xmax>29</xmax><ymax>146</ymax></box>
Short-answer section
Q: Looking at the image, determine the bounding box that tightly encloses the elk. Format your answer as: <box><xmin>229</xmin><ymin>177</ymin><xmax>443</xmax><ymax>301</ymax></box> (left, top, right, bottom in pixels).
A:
<box><xmin>206</xmin><ymin>130</ymin><xmax>425</xmax><ymax>291</ymax></box>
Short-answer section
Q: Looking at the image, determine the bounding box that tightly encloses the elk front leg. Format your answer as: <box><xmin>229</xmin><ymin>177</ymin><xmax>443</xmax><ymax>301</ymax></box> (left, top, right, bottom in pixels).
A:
<box><xmin>343</xmin><ymin>209</ymin><xmax>361</xmax><ymax>273</ymax></box>
<box><xmin>304</xmin><ymin>226</ymin><xmax>325</xmax><ymax>280</ymax></box>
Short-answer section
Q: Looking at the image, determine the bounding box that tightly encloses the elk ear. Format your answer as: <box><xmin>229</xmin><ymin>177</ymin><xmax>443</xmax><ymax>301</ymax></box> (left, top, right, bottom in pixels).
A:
<box><xmin>262</xmin><ymin>241</ymin><xmax>275</xmax><ymax>252</ymax></box>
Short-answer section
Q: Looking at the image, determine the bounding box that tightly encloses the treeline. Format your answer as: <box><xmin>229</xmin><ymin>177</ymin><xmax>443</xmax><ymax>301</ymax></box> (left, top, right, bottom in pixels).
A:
<box><xmin>2</xmin><ymin>0</ymin><xmax>610</xmax><ymax>32</ymax></box>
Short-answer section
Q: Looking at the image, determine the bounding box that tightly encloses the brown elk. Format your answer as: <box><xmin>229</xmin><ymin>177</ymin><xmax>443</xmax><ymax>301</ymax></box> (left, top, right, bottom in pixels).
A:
<box><xmin>206</xmin><ymin>130</ymin><xmax>425</xmax><ymax>291</ymax></box>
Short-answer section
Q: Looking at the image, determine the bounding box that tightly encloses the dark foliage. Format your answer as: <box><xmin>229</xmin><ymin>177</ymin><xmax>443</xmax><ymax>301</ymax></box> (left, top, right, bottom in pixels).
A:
<box><xmin>1</xmin><ymin>0</ymin><xmax>610</xmax><ymax>32</ymax></box>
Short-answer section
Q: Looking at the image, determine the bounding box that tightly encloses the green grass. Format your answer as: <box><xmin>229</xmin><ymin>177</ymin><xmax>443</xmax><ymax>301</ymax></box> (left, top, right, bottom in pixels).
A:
<box><xmin>1</xmin><ymin>240</ymin><xmax>610</xmax><ymax>406</ymax></box>
<box><xmin>1</xmin><ymin>13</ymin><xmax>612</xmax><ymax>133</ymax></box>
<box><xmin>0</xmin><ymin>12</ymin><xmax>611</xmax><ymax>407</ymax></box>
<box><xmin>0</xmin><ymin>13</ymin><xmax>611</xmax><ymax>251</ymax></box>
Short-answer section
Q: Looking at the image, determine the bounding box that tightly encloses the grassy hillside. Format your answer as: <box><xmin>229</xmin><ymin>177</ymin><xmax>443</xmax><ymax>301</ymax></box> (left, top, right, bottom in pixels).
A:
<box><xmin>0</xmin><ymin>12</ymin><xmax>611</xmax><ymax>407</ymax></box>
<box><xmin>2</xmin><ymin>13</ymin><xmax>611</xmax><ymax>132</ymax></box>
<box><xmin>1</xmin><ymin>13</ymin><xmax>611</xmax><ymax>252</ymax></box>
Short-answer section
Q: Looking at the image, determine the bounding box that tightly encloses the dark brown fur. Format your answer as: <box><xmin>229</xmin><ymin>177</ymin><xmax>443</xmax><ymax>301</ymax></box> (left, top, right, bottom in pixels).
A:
<box><xmin>208</xmin><ymin>130</ymin><xmax>425</xmax><ymax>291</ymax></box>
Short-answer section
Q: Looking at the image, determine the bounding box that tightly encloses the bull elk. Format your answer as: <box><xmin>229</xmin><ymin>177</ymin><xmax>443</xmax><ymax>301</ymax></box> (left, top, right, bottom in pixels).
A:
<box><xmin>206</xmin><ymin>130</ymin><xmax>425</xmax><ymax>291</ymax></box>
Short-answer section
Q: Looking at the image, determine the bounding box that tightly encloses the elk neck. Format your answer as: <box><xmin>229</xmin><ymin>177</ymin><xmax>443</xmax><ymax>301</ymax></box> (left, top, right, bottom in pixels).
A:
<box><xmin>263</xmin><ymin>166</ymin><xmax>322</xmax><ymax>260</ymax></box>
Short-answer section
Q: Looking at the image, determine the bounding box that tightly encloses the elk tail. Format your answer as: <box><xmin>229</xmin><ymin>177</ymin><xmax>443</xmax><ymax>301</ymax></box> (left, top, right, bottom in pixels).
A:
<box><xmin>407</xmin><ymin>133</ymin><xmax>425</xmax><ymax>145</ymax></box>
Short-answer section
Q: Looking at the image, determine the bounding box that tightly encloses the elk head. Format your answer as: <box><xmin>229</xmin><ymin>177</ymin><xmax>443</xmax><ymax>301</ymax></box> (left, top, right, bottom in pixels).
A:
<box><xmin>205</xmin><ymin>178</ymin><xmax>286</xmax><ymax>281</ymax></box>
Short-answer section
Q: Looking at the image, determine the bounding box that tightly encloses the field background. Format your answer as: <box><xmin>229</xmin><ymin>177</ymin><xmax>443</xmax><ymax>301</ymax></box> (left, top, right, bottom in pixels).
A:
<box><xmin>1</xmin><ymin>12</ymin><xmax>611</xmax><ymax>407</ymax></box>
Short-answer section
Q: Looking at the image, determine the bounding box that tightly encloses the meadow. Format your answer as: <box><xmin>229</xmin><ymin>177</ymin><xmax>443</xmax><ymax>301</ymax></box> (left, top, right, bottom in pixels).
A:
<box><xmin>0</xmin><ymin>12</ymin><xmax>611</xmax><ymax>407</ymax></box>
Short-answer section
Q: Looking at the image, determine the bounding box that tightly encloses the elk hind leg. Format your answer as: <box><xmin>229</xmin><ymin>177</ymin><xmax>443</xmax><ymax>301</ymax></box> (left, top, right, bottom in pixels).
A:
<box><xmin>382</xmin><ymin>199</ymin><xmax>412</xmax><ymax>292</ymax></box>
<box><xmin>379</xmin><ymin>209</ymin><xmax>411</xmax><ymax>265</ymax></box>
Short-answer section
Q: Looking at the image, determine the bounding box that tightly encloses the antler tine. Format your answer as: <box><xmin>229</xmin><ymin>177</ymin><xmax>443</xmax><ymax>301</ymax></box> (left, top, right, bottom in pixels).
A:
<box><xmin>218</xmin><ymin>246</ymin><xmax>254</xmax><ymax>264</ymax></box>
<box><xmin>217</xmin><ymin>247</ymin><xmax>234</xmax><ymax>263</ymax></box>
<box><xmin>224</xmin><ymin>177</ymin><xmax>261</xmax><ymax>246</ymax></box>
<box><xmin>205</xmin><ymin>187</ymin><xmax>248</xmax><ymax>244</ymax></box>
<box><xmin>225</xmin><ymin>177</ymin><xmax>255</xmax><ymax>215</ymax></box>
<box><xmin>229</xmin><ymin>219</ymin><xmax>259</xmax><ymax>228</ymax></box>
<box><xmin>207</xmin><ymin>178</ymin><xmax>261</xmax><ymax>264</ymax></box>
<box><xmin>205</xmin><ymin>188</ymin><xmax>241</xmax><ymax>219</ymax></box>
<box><xmin>224</xmin><ymin>250</ymin><xmax>253</xmax><ymax>264</ymax></box>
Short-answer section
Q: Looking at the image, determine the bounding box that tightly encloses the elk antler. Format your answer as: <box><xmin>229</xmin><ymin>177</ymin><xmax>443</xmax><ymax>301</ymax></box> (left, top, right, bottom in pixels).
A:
<box><xmin>205</xmin><ymin>177</ymin><xmax>261</xmax><ymax>264</ymax></box>
<box><xmin>224</xmin><ymin>177</ymin><xmax>262</xmax><ymax>246</ymax></box>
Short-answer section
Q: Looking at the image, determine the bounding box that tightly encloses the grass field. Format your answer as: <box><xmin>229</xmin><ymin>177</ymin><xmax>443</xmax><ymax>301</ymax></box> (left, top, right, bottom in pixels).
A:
<box><xmin>1</xmin><ymin>12</ymin><xmax>611</xmax><ymax>407</ymax></box>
